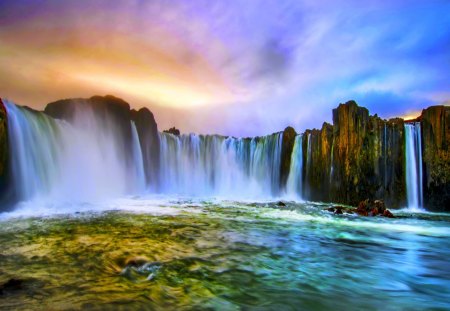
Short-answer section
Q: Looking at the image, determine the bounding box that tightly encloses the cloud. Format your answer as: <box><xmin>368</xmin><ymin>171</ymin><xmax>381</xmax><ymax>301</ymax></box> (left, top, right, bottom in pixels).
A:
<box><xmin>0</xmin><ymin>0</ymin><xmax>449</xmax><ymax>135</ymax></box>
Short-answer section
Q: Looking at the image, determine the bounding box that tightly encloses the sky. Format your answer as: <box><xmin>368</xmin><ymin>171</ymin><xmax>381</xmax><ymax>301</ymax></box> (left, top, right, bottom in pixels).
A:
<box><xmin>0</xmin><ymin>0</ymin><xmax>449</xmax><ymax>136</ymax></box>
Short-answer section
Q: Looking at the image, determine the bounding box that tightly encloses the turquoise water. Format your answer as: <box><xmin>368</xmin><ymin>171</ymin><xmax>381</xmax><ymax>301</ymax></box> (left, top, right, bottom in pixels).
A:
<box><xmin>1</xmin><ymin>199</ymin><xmax>449</xmax><ymax>310</ymax></box>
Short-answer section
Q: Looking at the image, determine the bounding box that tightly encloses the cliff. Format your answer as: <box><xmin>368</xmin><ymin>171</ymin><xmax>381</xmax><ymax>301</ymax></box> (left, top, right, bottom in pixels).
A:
<box><xmin>421</xmin><ymin>106</ymin><xmax>450</xmax><ymax>211</ymax></box>
<box><xmin>45</xmin><ymin>95</ymin><xmax>160</xmax><ymax>189</ymax></box>
<box><xmin>280</xmin><ymin>126</ymin><xmax>297</xmax><ymax>189</ymax></box>
<box><xmin>45</xmin><ymin>95</ymin><xmax>132</xmax><ymax>145</ymax></box>
<box><xmin>0</xmin><ymin>99</ymin><xmax>7</xmax><ymax>194</ymax></box>
<box><xmin>1</xmin><ymin>95</ymin><xmax>448</xmax><ymax>210</ymax></box>
<box><xmin>131</xmin><ymin>108</ymin><xmax>160</xmax><ymax>189</ymax></box>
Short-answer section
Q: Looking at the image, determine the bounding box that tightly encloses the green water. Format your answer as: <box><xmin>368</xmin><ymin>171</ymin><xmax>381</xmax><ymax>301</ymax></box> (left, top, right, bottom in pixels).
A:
<box><xmin>1</xmin><ymin>199</ymin><xmax>449</xmax><ymax>310</ymax></box>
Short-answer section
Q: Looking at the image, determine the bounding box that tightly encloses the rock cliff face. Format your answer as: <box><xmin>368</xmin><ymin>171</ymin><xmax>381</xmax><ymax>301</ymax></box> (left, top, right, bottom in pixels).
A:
<box><xmin>0</xmin><ymin>99</ymin><xmax>8</xmax><ymax>194</ymax></box>
<box><xmin>1</xmin><ymin>95</ymin><xmax>448</xmax><ymax>210</ymax></box>
<box><xmin>45</xmin><ymin>95</ymin><xmax>160</xmax><ymax>189</ymax></box>
<box><xmin>279</xmin><ymin>101</ymin><xmax>407</xmax><ymax>208</ymax></box>
<box><xmin>279</xmin><ymin>126</ymin><xmax>296</xmax><ymax>189</ymax></box>
<box><xmin>421</xmin><ymin>106</ymin><xmax>450</xmax><ymax>211</ymax></box>
<box><xmin>45</xmin><ymin>95</ymin><xmax>133</xmax><ymax>157</ymax></box>
<box><xmin>302</xmin><ymin>123</ymin><xmax>334</xmax><ymax>201</ymax></box>
<box><xmin>131</xmin><ymin>108</ymin><xmax>160</xmax><ymax>188</ymax></box>
<box><xmin>329</xmin><ymin>101</ymin><xmax>406</xmax><ymax>207</ymax></box>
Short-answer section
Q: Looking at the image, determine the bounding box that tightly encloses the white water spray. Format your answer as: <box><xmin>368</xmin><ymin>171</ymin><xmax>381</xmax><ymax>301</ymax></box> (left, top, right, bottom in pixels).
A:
<box><xmin>5</xmin><ymin>101</ymin><xmax>146</xmax><ymax>203</ymax></box>
<box><xmin>286</xmin><ymin>135</ymin><xmax>304</xmax><ymax>199</ymax></box>
<box><xmin>158</xmin><ymin>132</ymin><xmax>283</xmax><ymax>198</ymax></box>
<box><xmin>405</xmin><ymin>123</ymin><xmax>424</xmax><ymax>210</ymax></box>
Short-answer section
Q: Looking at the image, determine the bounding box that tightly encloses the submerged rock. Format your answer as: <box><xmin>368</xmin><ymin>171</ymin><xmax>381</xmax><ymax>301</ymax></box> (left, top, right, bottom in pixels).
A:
<box><xmin>357</xmin><ymin>199</ymin><xmax>394</xmax><ymax>218</ymax></box>
<box><xmin>0</xmin><ymin>278</ymin><xmax>24</xmax><ymax>295</ymax></box>
<box><xmin>277</xmin><ymin>201</ymin><xmax>286</xmax><ymax>207</ymax></box>
<box><xmin>334</xmin><ymin>206</ymin><xmax>344</xmax><ymax>214</ymax></box>
<box><xmin>325</xmin><ymin>199</ymin><xmax>395</xmax><ymax>218</ymax></box>
<box><xmin>383</xmin><ymin>209</ymin><xmax>394</xmax><ymax>218</ymax></box>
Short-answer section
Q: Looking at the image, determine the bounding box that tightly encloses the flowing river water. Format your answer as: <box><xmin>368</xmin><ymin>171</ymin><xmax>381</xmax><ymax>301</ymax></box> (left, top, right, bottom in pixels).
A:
<box><xmin>1</xmin><ymin>198</ymin><xmax>449</xmax><ymax>310</ymax></box>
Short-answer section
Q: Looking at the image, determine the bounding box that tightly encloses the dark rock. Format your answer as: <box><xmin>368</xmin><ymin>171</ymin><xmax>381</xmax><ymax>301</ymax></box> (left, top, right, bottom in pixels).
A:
<box><xmin>163</xmin><ymin>127</ymin><xmax>180</xmax><ymax>136</ymax></box>
<box><xmin>303</xmin><ymin>123</ymin><xmax>333</xmax><ymax>201</ymax></box>
<box><xmin>382</xmin><ymin>209</ymin><xmax>395</xmax><ymax>218</ymax></box>
<box><xmin>373</xmin><ymin>200</ymin><xmax>386</xmax><ymax>213</ymax></box>
<box><xmin>277</xmin><ymin>201</ymin><xmax>286</xmax><ymax>207</ymax></box>
<box><xmin>327</xmin><ymin>101</ymin><xmax>407</xmax><ymax>208</ymax></box>
<box><xmin>356</xmin><ymin>199</ymin><xmax>369</xmax><ymax>216</ymax></box>
<box><xmin>45</xmin><ymin>95</ymin><xmax>135</xmax><ymax>166</ymax></box>
<box><xmin>334</xmin><ymin>206</ymin><xmax>344</xmax><ymax>214</ymax></box>
<box><xmin>131</xmin><ymin>107</ymin><xmax>160</xmax><ymax>188</ymax></box>
<box><xmin>279</xmin><ymin>126</ymin><xmax>297</xmax><ymax>190</ymax></box>
<box><xmin>0</xmin><ymin>278</ymin><xmax>23</xmax><ymax>295</ymax></box>
<box><xmin>298</xmin><ymin>101</ymin><xmax>407</xmax><ymax>208</ymax></box>
<box><xmin>0</xmin><ymin>99</ymin><xmax>7</xmax><ymax>193</ymax></box>
<box><xmin>125</xmin><ymin>257</ymin><xmax>150</xmax><ymax>267</ymax></box>
<box><xmin>421</xmin><ymin>105</ymin><xmax>450</xmax><ymax>211</ymax></box>
<box><xmin>371</xmin><ymin>206</ymin><xmax>379</xmax><ymax>217</ymax></box>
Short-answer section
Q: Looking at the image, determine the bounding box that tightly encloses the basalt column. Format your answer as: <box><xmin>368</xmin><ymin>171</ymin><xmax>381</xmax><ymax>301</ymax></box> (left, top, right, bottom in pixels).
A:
<box><xmin>131</xmin><ymin>107</ymin><xmax>160</xmax><ymax>189</ymax></box>
<box><xmin>421</xmin><ymin>105</ymin><xmax>450</xmax><ymax>211</ymax></box>
<box><xmin>327</xmin><ymin>101</ymin><xmax>406</xmax><ymax>207</ymax></box>
<box><xmin>0</xmin><ymin>99</ymin><xmax>8</xmax><ymax>196</ymax></box>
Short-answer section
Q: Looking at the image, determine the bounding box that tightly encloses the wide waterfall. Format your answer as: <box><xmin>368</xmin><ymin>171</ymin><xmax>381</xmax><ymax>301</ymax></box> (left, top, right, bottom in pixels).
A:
<box><xmin>5</xmin><ymin>102</ymin><xmax>61</xmax><ymax>201</ymax></box>
<box><xmin>286</xmin><ymin>135</ymin><xmax>304</xmax><ymax>199</ymax></box>
<box><xmin>405</xmin><ymin>123</ymin><xmax>424</xmax><ymax>210</ymax></box>
<box><xmin>5</xmin><ymin>101</ymin><xmax>287</xmax><ymax>203</ymax></box>
<box><xmin>158</xmin><ymin>132</ymin><xmax>283</xmax><ymax>198</ymax></box>
<box><xmin>5</xmin><ymin>101</ymin><xmax>145</xmax><ymax>203</ymax></box>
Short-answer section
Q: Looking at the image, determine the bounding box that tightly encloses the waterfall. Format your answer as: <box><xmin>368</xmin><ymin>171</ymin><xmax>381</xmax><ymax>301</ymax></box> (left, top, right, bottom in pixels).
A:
<box><xmin>158</xmin><ymin>132</ymin><xmax>283</xmax><ymax>198</ymax></box>
<box><xmin>5</xmin><ymin>102</ymin><xmax>61</xmax><ymax>201</ymax></box>
<box><xmin>131</xmin><ymin>121</ymin><xmax>146</xmax><ymax>192</ymax></box>
<box><xmin>405</xmin><ymin>123</ymin><xmax>424</xmax><ymax>210</ymax></box>
<box><xmin>286</xmin><ymin>135</ymin><xmax>303</xmax><ymax>199</ymax></box>
<box><xmin>5</xmin><ymin>101</ymin><xmax>146</xmax><ymax>203</ymax></box>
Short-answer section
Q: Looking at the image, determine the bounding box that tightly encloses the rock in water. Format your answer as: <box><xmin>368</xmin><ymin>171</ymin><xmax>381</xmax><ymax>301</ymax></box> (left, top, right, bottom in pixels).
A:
<box><xmin>382</xmin><ymin>209</ymin><xmax>394</xmax><ymax>218</ymax></box>
<box><xmin>0</xmin><ymin>278</ymin><xmax>23</xmax><ymax>295</ymax></box>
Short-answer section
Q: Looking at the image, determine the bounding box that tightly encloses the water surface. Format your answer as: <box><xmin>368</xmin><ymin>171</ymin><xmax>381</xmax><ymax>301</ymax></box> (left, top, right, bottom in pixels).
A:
<box><xmin>1</xmin><ymin>198</ymin><xmax>449</xmax><ymax>310</ymax></box>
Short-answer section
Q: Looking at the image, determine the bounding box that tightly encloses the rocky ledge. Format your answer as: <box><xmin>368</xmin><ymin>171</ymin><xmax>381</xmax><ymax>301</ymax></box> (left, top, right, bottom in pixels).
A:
<box><xmin>325</xmin><ymin>199</ymin><xmax>395</xmax><ymax>218</ymax></box>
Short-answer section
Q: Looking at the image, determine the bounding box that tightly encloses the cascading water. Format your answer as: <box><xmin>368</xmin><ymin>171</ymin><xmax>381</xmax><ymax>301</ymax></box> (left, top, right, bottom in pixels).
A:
<box><xmin>5</xmin><ymin>101</ymin><xmax>146</xmax><ymax>203</ymax></box>
<box><xmin>384</xmin><ymin>124</ymin><xmax>388</xmax><ymax>189</ymax></box>
<box><xmin>5</xmin><ymin>102</ymin><xmax>61</xmax><ymax>201</ymax></box>
<box><xmin>131</xmin><ymin>121</ymin><xmax>146</xmax><ymax>192</ymax></box>
<box><xmin>158</xmin><ymin>132</ymin><xmax>284</xmax><ymax>198</ymax></box>
<box><xmin>405</xmin><ymin>123</ymin><xmax>424</xmax><ymax>210</ymax></box>
<box><xmin>286</xmin><ymin>135</ymin><xmax>304</xmax><ymax>199</ymax></box>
